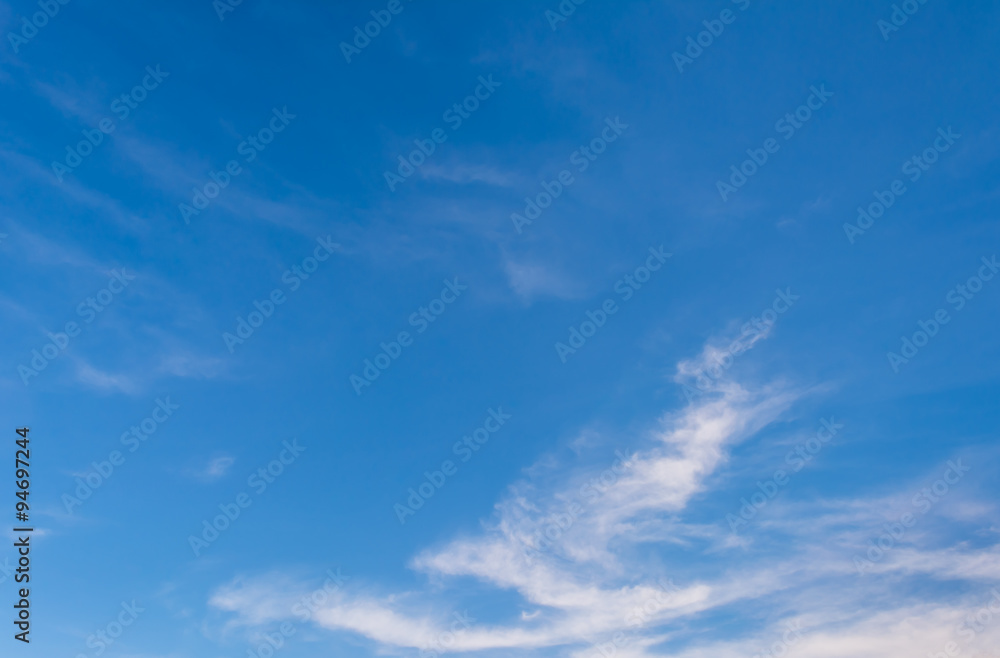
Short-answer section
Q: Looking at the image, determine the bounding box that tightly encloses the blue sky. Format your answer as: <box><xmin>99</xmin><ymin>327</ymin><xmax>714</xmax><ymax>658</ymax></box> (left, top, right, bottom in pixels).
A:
<box><xmin>2</xmin><ymin>0</ymin><xmax>1000</xmax><ymax>656</ymax></box>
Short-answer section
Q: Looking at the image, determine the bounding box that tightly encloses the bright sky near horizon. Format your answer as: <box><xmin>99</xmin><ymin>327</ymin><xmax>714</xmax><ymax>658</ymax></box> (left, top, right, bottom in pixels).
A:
<box><xmin>1</xmin><ymin>1</ymin><xmax>1000</xmax><ymax>657</ymax></box>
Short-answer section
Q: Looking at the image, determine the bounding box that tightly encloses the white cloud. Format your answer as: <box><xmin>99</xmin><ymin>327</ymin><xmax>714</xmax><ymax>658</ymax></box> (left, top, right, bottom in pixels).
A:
<box><xmin>503</xmin><ymin>257</ymin><xmax>586</xmax><ymax>302</ymax></box>
<box><xmin>206</xmin><ymin>331</ymin><xmax>1000</xmax><ymax>657</ymax></box>
<box><xmin>189</xmin><ymin>455</ymin><xmax>235</xmax><ymax>482</ymax></box>
<box><xmin>72</xmin><ymin>357</ymin><xmax>140</xmax><ymax>395</ymax></box>
<box><xmin>421</xmin><ymin>162</ymin><xmax>519</xmax><ymax>188</ymax></box>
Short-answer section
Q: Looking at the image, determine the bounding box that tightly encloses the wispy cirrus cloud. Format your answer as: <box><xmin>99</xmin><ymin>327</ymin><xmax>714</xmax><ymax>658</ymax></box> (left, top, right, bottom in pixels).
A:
<box><xmin>207</xmin><ymin>332</ymin><xmax>796</xmax><ymax>651</ymax></box>
<box><xmin>187</xmin><ymin>455</ymin><xmax>235</xmax><ymax>483</ymax></box>
<box><xmin>205</xmin><ymin>329</ymin><xmax>1000</xmax><ymax>657</ymax></box>
<box><xmin>503</xmin><ymin>257</ymin><xmax>587</xmax><ymax>302</ymax></box>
